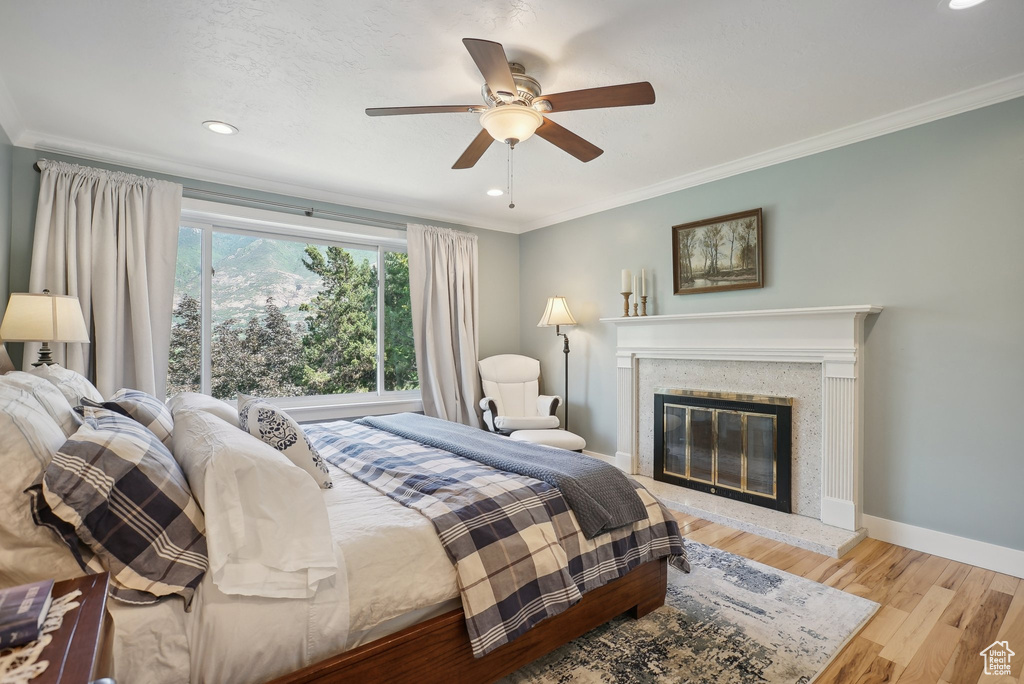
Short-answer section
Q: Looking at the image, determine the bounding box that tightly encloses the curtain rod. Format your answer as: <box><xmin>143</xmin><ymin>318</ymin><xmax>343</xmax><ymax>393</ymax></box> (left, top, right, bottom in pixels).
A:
<box><xmin>32</xmin><ymin>161</ymin><xmax>406</xmax><ymax>229</ymax></box>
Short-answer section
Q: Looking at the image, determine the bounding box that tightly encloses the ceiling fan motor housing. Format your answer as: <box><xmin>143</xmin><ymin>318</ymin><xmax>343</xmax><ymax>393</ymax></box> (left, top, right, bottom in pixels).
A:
<box><xmin>481</xmin><ymin>63</ymin><xmax>544</xmax><ymax>109</ymax></box>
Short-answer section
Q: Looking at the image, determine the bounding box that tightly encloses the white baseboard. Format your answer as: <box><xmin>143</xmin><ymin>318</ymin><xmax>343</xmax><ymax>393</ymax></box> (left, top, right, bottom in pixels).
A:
<box><xmin>863</xmin><ymin>515</ymin><xmax>1024</xmax><ymax>579</ymax></box>
<box><xmin>583</xmin><ymin>449</ymin><xmax>1024</xmax><ymax>579</ymax></box>
<box><xmin>583</xmin><ymin>450</ymin><xmax>616</xmax><ymax>465</ymax></box>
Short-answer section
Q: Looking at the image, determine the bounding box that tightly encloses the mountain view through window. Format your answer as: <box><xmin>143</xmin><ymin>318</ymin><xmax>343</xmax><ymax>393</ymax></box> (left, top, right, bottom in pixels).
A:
<box><xmin>167</xmin><ymin>225</ymin><xmax>418</xmax><ymax>400</ymax></box>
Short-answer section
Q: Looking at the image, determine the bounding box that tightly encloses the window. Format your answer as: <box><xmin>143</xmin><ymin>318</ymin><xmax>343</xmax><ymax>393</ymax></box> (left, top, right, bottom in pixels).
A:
<box><xmin>166</xmin><ymin>202</ymin><xmax>418</xmax><ymax>411</ymax></box>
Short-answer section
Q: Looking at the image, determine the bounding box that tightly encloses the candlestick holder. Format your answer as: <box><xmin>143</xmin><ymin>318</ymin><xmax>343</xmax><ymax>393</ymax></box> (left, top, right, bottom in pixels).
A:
<box><xmin>632</xmin><ymin>301</ymin><xmax>639</xmax><ymax>316</ymax></box>
<box><xmin>620</xmin><ymin>292</ymin><xmax>631</xmax><ymax>317</ymax></box>
<box><xmin>641</xmin><ymin>295</ymin><xmax>648</xmax><ymax>316</ymax></box>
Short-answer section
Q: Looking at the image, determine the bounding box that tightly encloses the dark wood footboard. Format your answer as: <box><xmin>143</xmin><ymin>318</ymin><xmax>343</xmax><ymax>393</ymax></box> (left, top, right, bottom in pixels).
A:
<box><xmin>270</xmin><ymin>557</ymin><xmax>669</xmax><ymax>684</ymax></box>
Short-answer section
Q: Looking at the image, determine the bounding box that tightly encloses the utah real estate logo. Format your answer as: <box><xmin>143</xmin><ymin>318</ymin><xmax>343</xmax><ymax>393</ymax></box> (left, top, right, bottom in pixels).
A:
<box><xmin>980</xmin><ymin>640</ymin><xmax>1015</xmax><ymax>676</ymax></box>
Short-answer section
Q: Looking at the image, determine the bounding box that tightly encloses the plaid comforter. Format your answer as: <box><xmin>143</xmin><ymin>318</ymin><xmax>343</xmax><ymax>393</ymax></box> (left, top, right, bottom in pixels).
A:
<box><xmin>307</xmin><ymin>421</ymin><xmax>688</xmax><ymax>657</ymax></box>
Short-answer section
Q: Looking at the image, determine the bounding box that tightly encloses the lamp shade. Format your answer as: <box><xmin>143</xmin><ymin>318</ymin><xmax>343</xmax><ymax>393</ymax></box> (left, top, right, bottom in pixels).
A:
<box><xmin>480</xmin><ymin>105</ymin><xmax>543</xmax><ymax>144</ymax></box>
<box><xmin>537</xmin><ymin>296</ymin><xmax>577</xmax><ymax>328</ymax></box>
<box><xmin>0</xmin><ymin>292</ymin><xmax>90</xmax><ymax>343</ymax></box>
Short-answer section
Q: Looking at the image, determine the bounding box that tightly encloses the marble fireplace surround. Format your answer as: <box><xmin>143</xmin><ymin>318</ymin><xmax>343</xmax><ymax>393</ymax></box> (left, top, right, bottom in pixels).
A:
<box><xmin>601</xmin><ymin>305</ymin><xmax>882</xmax><ymax>557</ymax></box>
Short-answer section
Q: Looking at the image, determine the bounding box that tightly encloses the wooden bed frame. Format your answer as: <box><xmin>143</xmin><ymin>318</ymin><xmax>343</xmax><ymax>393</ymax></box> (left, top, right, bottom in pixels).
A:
<box><xmin>270</xmin><ymin>557</ymin><xmax>668</xmax><ymax>684</ymax></box>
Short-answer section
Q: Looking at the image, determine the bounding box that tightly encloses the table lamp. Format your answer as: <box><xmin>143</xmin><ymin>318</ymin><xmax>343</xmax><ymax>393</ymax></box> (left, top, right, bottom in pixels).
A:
<box><xmin>0</xmin><ymin>290</ymin><xmax>90</xmax><ymax>366</ymax></box>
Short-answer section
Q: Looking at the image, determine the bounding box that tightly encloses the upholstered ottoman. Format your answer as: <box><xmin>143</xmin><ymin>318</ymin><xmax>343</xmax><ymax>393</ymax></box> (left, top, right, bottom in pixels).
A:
<box><xmin>509</xmin><ymin>429</ymin><xmax>586</xmax><ymax>452</ymax></box>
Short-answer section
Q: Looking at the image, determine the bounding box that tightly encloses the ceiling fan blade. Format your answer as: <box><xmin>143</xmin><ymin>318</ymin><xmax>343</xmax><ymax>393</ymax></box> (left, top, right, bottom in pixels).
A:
<box><xmin>463</xmin><ymin>38</ymin><xmax>518</xmax><ymax>99</ymax></box>
<box><xmin>539</xmin><ymin>82</ymin><xmax>655</xmax><ymax>112</ymax></box>
<box><xmin>366</xmin><ymin>105</ymin><xmax>482</xmax><ymax>117</ymax></box>
<box><xmin>453</xmin><ymin>129</ymin><xmax>495</xmax><ymax>169</ymax></box>
<box><xmin>535</xmin><ymin>118</ymin><xmax>603</xmax><ymax>163</ymax></box>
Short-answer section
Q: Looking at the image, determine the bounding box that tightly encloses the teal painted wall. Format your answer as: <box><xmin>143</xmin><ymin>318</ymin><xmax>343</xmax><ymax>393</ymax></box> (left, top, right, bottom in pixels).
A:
<box><xmin>519</xmin><ymin>96</ymin><xmax>1024</xmax><ymax>551</ymax></box>
<box><xmin>6</xmin><ymin>147</ymin><xmax>519</xmax><ymax>368</ymax></box>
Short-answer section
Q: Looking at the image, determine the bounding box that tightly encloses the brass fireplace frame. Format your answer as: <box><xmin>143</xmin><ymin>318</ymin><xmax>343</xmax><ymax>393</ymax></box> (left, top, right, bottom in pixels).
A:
<box><xmin>654</xmin><ymin>389</ymin><xmax>793</xmax><ymax>513</ymax></box>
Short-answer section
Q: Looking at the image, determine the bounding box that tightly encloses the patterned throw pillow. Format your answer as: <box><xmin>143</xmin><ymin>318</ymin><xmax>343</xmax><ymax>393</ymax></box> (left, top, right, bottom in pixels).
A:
<box><xmin>82</xmin><ymin>388</ymin><xmax>174</xmax><ymax>447</ymax></box>
<box><xmin>29</xmin><ymin>363</ymin><xmax>103</xmax><ymax>406</ymax></box>
<box><xmin>42</xmin><ymin>408</ymin><xmax>208</xmax><ymax>607</ymax></box>
<box><xmin>238</xmin><ymin>398</ymin><xmax>333</xmax><ymax>489</ymax></box>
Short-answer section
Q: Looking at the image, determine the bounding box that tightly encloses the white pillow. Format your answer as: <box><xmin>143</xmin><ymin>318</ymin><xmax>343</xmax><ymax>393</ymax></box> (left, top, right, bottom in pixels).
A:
<box><xmin>0</xmin><ymin>371</ymin><xmax>80</xmax><ymax>437</ymax></box>
<box><xmin>171</xmin><ymin>410</ymin><xmax>336</xmax><ymax>599</ymax></box>
<box><xmin>238</xmin><ymin>397</ymin><xmax>333</xmax><ymax>490</ymax></box>
<box><xmin>30</xmin><ymin>363</ymin><xmax>103</xmax><ymax>405</ymax></box>
<box><xmin>0</xmin><ymin>384</ymin><xmax>87</xmax><ymax>588</ymax></box>
<box><xmin>167</xmin><ymin>392</ymin><xmax>240</xmax><ymax>428</ymax></box>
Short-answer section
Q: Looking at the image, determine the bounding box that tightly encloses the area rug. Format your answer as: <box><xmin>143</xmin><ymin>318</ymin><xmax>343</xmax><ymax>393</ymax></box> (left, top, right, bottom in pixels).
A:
<box><xmin>502</xmin><ymin>541</ymin><xmax>878</xmax><ymax>683</ymax></box>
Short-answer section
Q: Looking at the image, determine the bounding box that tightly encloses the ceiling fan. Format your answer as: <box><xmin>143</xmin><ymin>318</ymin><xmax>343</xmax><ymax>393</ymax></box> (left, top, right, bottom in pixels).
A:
<box><xmin>366</xmin><ymin>38</ymin><xmax>656</xmax><ymax>170</ymax></box>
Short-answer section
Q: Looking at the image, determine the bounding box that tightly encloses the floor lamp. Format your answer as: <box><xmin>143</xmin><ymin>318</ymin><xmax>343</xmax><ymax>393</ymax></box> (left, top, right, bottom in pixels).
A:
<box><xmin>537</xmin><ymin>296</ymin><xmax>577</xmax><ymax>431</ymax></box>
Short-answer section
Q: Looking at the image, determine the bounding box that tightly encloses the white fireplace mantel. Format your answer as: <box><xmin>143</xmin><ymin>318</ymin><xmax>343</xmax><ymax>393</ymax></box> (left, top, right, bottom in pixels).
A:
<box><xmin>600</xmin><ymin>305</ymin><xmax>882</xmax><ymax>532</ymax></box>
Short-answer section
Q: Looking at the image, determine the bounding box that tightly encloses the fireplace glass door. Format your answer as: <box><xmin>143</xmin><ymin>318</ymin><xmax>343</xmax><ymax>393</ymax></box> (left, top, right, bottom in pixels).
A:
<box><xmin>654</xmin><ymin>390</ymin><xmax>791</xmax><ymax>513</ymax></box>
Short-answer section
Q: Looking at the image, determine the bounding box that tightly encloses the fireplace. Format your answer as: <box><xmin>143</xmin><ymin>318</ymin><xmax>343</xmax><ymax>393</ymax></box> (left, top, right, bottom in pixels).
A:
<box><xmin>654</xmin><ymin>389</ymin><xmax>792</xmax><ymax>513</ymax></box>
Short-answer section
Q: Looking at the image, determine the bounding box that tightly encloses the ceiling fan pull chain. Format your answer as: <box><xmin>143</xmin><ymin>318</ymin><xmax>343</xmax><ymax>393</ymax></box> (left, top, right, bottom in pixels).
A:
<box><xmin>508</xmin><ymin>143</ymin><xmax>515</xmax><ymax>209</ymax></box>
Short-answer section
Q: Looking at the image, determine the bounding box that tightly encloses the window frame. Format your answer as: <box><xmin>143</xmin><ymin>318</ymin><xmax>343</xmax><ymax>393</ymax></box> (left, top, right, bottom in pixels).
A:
<box><xmin>177</xmin><ymin>198</ymin><xmax>421</xmax><ymax>420</ymax></box>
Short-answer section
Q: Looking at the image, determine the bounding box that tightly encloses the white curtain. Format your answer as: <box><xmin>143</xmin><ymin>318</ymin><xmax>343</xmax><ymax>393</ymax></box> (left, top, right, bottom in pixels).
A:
<box><xmin>406</xmin><ymin>224</ymin><xmax>482</xmax><ymax>427</ymax></box>
<box><xmin>28</xmin><ymin>160</ymin><xmax>182</xmax><ymax>397</ymax></box>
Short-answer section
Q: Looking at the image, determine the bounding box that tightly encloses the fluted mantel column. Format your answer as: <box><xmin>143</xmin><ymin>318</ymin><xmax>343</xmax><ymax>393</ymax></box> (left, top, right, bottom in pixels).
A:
<box><xmin>615</xmin><ymin>352</ymin><xmax>636</xmax><ymax>473</ymax></box>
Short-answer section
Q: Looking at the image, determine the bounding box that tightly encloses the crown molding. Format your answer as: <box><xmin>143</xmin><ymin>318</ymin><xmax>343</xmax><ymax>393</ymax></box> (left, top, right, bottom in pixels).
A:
<box><xmin>0</xmin><ymin>71</ymin><xmax>25</xmax><ymax>144</ymax></box>
<box><xmin>16</xmin><ymin>130</ymin><xmax>522</xmax><ymax>234</ymax></box>
<box><xmin>11</xmin><ymin>73</ymin><xmax>1023</xmax><ymax>236</ymax></box>
<box><xmin>519</xmin><ymin>72</ymin><xmax>1024</xmax><ymax>233</ymax></box>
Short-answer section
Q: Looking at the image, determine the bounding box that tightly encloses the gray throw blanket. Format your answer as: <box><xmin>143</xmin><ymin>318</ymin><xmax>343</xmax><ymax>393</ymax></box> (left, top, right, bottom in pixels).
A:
<box><xmin>358</xmin><ymin>413</ymin><xmax>648</xmax><ymax>538</ymax></box>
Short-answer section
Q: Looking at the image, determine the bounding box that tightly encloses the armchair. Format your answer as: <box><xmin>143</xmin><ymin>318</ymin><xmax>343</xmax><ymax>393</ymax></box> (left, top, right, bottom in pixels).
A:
<box><xmin>478</xmin><ymin>354</ymin><xmax>561</xmax><ymax>434</ymax></box>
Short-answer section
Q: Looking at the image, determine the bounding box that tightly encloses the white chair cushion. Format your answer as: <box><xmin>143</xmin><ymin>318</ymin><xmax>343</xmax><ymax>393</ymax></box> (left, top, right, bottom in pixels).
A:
<box><xmin>494</xmin><ymin>415</ymin><xmax>560</xmax><ymax>431</ymax></box>
<box><xmin>479</xmin><ymin>355</ymin><xmax>543</xmax><ymax>417</ymax></box>
<box><xmin>509</xmin><ymin>429</ymin><xmax>587</xmax><ymax>452</ymax></box>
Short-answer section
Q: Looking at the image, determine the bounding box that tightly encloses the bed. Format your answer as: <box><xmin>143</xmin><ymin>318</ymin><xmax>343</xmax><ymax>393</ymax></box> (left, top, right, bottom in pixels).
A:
<box><xmin>1</xmin><ymin>375</ymin><xmax>687</xmax><ymax>684</ymax></box>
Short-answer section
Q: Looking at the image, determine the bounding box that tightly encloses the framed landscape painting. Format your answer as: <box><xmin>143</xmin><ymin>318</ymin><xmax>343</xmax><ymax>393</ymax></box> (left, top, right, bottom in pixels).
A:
<box><xmin>672</xmin><ymin>208</ymin><xmax>763</xmax><ymax>295</ymax></box>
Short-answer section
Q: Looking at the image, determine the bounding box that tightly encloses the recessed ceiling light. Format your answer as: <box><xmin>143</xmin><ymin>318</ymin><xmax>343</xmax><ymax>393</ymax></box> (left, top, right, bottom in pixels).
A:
<box><xmin>947</xmin><ymin>0</ymin><xmax>988</xmax><ymax>8</ymax></box>
<box><xmin>203</xmin><ymin>120</ymin><xmax>238</xmax><ymax>135</ymax></box>
<box><xmin>487</xmin><ymin>188</ymin><xmax>504</xmax><ymax>197</ymax></box>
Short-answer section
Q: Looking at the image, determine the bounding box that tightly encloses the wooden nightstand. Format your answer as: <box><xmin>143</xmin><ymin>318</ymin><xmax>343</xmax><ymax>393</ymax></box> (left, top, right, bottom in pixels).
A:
<box><xmin>34</xmin><ymin>573</ymin><xmax>113</xmax><ymax>684</ymax></box>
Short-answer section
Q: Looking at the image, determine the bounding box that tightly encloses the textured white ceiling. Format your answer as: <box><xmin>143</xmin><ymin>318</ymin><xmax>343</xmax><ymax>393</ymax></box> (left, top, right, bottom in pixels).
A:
<box><xmin>1</xmin><ymin>0</ymin><xmax>1023</xmax><ymax>231</ymax></box>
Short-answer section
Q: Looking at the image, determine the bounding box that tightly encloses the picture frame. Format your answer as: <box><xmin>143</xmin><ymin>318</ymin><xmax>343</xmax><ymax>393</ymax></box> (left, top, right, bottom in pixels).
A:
<box><xmin>672</xmin><ymin>208</ymin><xmax>763</xmax><ymax>295</ymax></box>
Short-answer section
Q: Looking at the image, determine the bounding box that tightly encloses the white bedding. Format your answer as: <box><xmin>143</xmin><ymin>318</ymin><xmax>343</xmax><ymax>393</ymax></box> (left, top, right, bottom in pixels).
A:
<box><xmin>109</xmin><ymin>464</ymin><xmax>459</xmax><ymax>684</ymax></box>
<box><xmin>172</xmin><ymin>410</ymin><xmax>339</xmax><ymax>599</ymax></box>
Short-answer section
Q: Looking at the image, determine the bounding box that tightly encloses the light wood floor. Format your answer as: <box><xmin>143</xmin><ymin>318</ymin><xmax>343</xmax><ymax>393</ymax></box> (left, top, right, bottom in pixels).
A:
<box><xmin>672</xmin><ymin>512</ymin><xmax>1024</xmax><ymax>684</ymax></box>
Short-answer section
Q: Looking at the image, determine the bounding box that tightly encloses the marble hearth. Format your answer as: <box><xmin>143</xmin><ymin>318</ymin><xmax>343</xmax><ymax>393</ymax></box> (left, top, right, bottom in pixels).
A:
<box><xmin>601</xmin><ymin>305</ymin><xmax>882</xmax><ymax>557</ymax></box>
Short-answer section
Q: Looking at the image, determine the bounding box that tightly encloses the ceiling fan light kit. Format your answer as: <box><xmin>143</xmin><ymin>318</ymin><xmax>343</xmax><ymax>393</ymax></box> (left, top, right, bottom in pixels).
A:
<box><xmin>479</xmin><ymin>105</ymin><xmax>543</xmax><ymax>145</ymax></box>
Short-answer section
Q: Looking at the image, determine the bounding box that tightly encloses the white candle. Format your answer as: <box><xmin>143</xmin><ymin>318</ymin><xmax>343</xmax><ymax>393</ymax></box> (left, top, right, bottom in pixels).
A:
<box><xmin>632</xmin><ymin>275</ymin><xmax>637</xmax><ymax>296</ymax></box>
<box><xmin>641</xmin><ymin>268</ymin><xmax>646</xmax><ymax>296</ymax></box>
<box><xmin>621</xmin><ymin>269</ymin><xmax>632</xmax><ymax>293</ymax></box>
